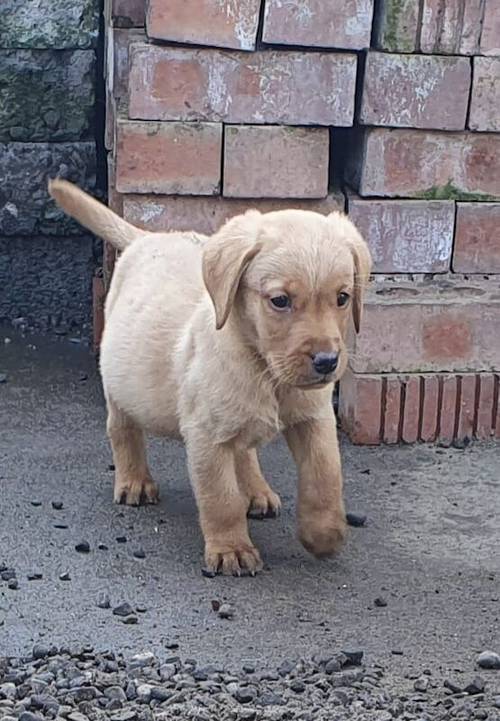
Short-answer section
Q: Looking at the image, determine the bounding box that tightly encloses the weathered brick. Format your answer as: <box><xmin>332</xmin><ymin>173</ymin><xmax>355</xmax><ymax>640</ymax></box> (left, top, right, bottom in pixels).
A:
<box><xmin>373</xmin><ymin>0</ymin><xmax>419</xmax><ymax>52</ymax></box>
<box><xmin>129</xmin><ymin>44</ymin><xmax>357</xmax><ymax>126</ymax></box>
<box><xmin>457</xmin><ymin>375</ymin><xmax>476</xmax><ymax>442</ymax></box>
<box><xmin>223</xmin><ymin>126</ymin><xmax>329</xmax><ymax>199</ymax></box>
<box><xmin>360</xmin><ymin>52</ymin><xmax>470</xmax><ymax>131</ymax></box>
<box><xmin>107</xmin><ymin>28</ymin><xmax>145</xmax><ymax>100</ymax></box>
<box><xmin>382</xmin><ymin>376</ymin><xmax>401</xmax><ymax>444</ymax></box>
<box><xmin>122</xmin><ymin>193</ymin><xmax>345</xmax><ymax>234</ymax></box>
<box><xmin>439</xmin><ymin>375</ymin><xmax>457</xmax><ymax>445</ymax></box>
<box><xmin>263</xmin><ymin>0</ymin><xmax>374</xmax><ymax>50</ymax></box>
<box><xmin>420</xmin><ymin>375</ymin><xmax>439</xmax><ymax>442</ymax></box>
<box><xmin>348</xmin><ymin>128</ymin><xmax>500</xmax><ymax>200</ymax></box>
<box><xmin>338</xmin><ymin>371</ymin><xmax>382</xmax><ymax>445</ymax></box>
<box><xmin>481</xmin><ymin>0</ymin><xmax>500</xmax><ymax>55</ymax></box>
<box><xmin>475</xmin><ymin>374</ymin><xmax>496</xmax><ymax>439</ymax></box>
<box><xmin>0</xmin><ymin>0</ymin><xmax>100</xmax><ymax>49</ymax></box>
<box><xmin>401</xmin><ymin>376</ymin><xmax>420</xmax><ymax>444</ymax></box>
<box><xmin>453</xmin><ymin>203</ymin><xmax>500</xmax><ymax>274</ymax></box>
<box><xmin>0</xmin><ymin>50</ymin><xmax>94</xmax><ymax>143</ymax></box>
<box><xmin>112</xmin><ymin>0</ymin><xmax>145</xmax><ymax>27</ymax></box>
<box><xmin>147</xmin><ymin>0</ymin><xmax>261</xmax><ymax>50</ymax></box>
<box><xmin>115</xmin><ymin>121</ymin><xmax>222</xmax><ymax>195</ymax></box>
<box><xmin>469</xmin><ymin>57</ymin><xmax>500</xmax><ymax>133</ymax></box>
<box><xmin>350</xmin><ymin>277</ymin><xmax>500</xmax><ymax>374</ymax></box>
<box><xmin>348</xmin><ymin>196</ymin><xmax>454</xmax><ymax>273</ymax></box>
<box><xmin>420</xmin><ymin>0</ymin><xmax>483</xmax><ymax>55</ymax></box>
<box><xmin>0</xmin><ymin>142</ymin><xmax>96</xmax><ymax>236</ymax></box>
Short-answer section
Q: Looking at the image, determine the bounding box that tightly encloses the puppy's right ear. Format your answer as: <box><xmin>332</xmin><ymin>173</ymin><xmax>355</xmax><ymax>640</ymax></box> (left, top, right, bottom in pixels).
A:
<box><xmin>202</xmin><ymin>210</ymin><xmax>262</xmax><ymax>330</ymax></box>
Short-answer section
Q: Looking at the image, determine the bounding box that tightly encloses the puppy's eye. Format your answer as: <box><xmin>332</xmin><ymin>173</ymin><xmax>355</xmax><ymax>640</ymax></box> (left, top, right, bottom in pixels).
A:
<box><xmin>337</xmin><ymin>292</ymin><xmax>350</xmax><ymax>307</ymax></box>
<box><xmin>270</xmin><ymin>295</ymin><xmax>291</xmax><ymax>311</ymax></box>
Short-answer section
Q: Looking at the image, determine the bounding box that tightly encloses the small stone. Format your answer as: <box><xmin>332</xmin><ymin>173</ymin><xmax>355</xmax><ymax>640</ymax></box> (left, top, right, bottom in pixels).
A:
<box><xmin>1</xmin><ymin>568</ymin><xmax>16</xmax><ymax>581</ymax></box>
<box><xmin>30</xmin><ymin>500</ymin><xmax>42</xmax><ymax>507</ymax></box>
<box><xmin>258</xmin><ymin>691</ymin><xmax>284</xmax><ymax>706</ymax></box>
<box><xmin>166</xmin><ymin>641</ymin><xmax>179</xmax><ymax>650</ymax></box>
<box><xmin>19</xmin><ymin>713</ymin><xmax>44</xmax><ymax>721</ymax></box>
<box><xmin>113</xmin><ymin>602</ymin><xmax>134</xmax><ymax>617</ymax></box>
<box><xmin>132</xmin><ymin>547</ymin><xmax>145</xmax><ymax>559</ymax></box>
<box><xmin>277</xmin><ymin>660</ymin><xmax>295</xmax><ymax>676</ymax></box>
<box><xmin>116</xmin><ymin>536</ymin><xmax>127</xmax><ymax>543</ymax></box>
<box><xmin>67</xmin><ymin>713</ymin><xmax>89</xmax><ymax>721</ymax></box>
<box><xmin>108</xmin><ymin>463</ymin><xmax>115</xmax><ymax>471</ymax></box>
<box><xmin>477</xmin><ymin>650</ymin><xmax>500</xmax><ymax>669</ymax></box>
<box><xmin>32</xmin><ymin>643</ymin><xmax>50</xmax><ymax>660</ymax></box>
<box><xmin>235</xmin><ymin>686</ymin><xmax>257</xmax><ymax>704</ymax></box>
<box><xmin>374</xmin><ymin>596</ymin><xmax>387</xmax><ymax>607</ymax></box>
<box><xmin>218</xmin><ymin>603</ymin><xmax>234</xmax><ymax>619</ymax></box>
<box><xmin>130</xmin><ymin>651</ymin><xmax>155</xmax><ymax>667</ymax></box>
<box><xmin>136</xmin><ymin>683</ymin><xmax>153</xmax><ymax>702</ymax></box>
<box><xmin>239</xmin><ymin>710</ymin><xmax>257</xmax><ymax>721</ymax></box>
<box><xmin>211</xmin><ymin>600</ymin><xmax>221</xmax><ymax>612</ymax></box>
<box><xmin>136</xmin><ymin>605</ymin><xmax>147</xmax><ymax>613</ymax></box>
<box><xmin>414</xmin><ymin>677</ymin><xmax>429</xmax><ymax>692</ymax></box>
<box><xmin>96</xmin><ymin>592</ymin><xmax>110</xmax><ymax>609</ymax></box>
<box><xmin>151</xmin><ymin>687</ymin><xmax>172</xmax><ymax>702</ymax></box>
<box><xmin>75</xmin><ymin>541</ymin><xmax>90</xmax><ymax>553</ymax></box>
<box><xmin>54</xmin><ymin>524</ymin><xmax>68</xmax><ymax>529</ymax></box>
<box><xmin>341</xmin><ymin>649</ymin><xmax>364</xmax><ymax>666</ymax></box>
<box><xmin>465</xmin><ymin>676</ymin><xmax>485</xmax><ymax>695</ymax></box>
<box><xmin>290</xmin><ymin>680</ymin><xmax>306</xmax><ymax>693</ymax></box>
<box><xmin>346</xmin><ymin>512</ymin><xmax>367</xmax><ymax>527</ymax></box>
<box><xmin>0</xmin><ymin>373</ymin><xmax>7</xmax><ymax>383</ymax></box>
<box><xmin>7</xmin><ymin>579</ymin><xmax>18</xmax><ymax>590</ymax></box>
<box><xmin>493</xmin><ymin>696</ymin><xmax>500</xmax><ymax>709</ymax></box>
<box><xmin>121</xmin><ymin>615</ymin><xmax>138</xmax><ymax>624</ymax></box>
<box><xmin>474</xmin><ymin>710</ymin><xmax>488</xmax><ymax>720</ymax></box>
<box><xmin>325</xmin><ymin>659</ymin><xmax>341</xmax><ymax>674</ymax></box>
<box><xmin>27</xmin><ymin>572</ymin><xmax>43</xmax><ymax>581</ymax></box>
<box><xmin>59</xmin><ymin>572</ymin><xmax>71</xmax><ymax>581</ymax></box>
<box><xmin>98</xmin><ymin>543</ymin><xmax>109</xmax><ymax>551</ymax></box>
<box><xmin>243</xmin><ymin>664</ymin><xmax>255</xmax><ymax>674</ymax></box>
<box><xmin>51</xmin><ymin>501</ymin><xmax>63</xmax><ymax>510</ymax></box>
<box><xmin>444</xmin><ymin>679</ymin><xmax>463</xmax><ymax>693</ymax></box>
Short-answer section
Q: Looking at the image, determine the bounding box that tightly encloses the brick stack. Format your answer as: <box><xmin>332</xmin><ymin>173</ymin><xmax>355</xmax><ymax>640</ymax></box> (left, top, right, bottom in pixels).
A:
<box><xmin>104</xmin><ymin>0</ymin><xmax>500</xmax><ymax>444</ymax></box>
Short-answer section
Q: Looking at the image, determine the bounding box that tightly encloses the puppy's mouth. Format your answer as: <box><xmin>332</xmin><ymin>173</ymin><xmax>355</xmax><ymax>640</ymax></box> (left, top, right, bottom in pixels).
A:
<box><xmin>296</xmin><ymin>374</ymin><xmax>336</xmax><ymax>389</ymax></box>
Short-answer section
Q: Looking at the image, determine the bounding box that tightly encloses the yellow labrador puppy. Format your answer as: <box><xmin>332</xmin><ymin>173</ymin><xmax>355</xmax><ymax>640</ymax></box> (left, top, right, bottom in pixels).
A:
<box><xmin>49</xmin><ymin>180</ymin><xmax>371</xmax><ymax>576</ymax></box>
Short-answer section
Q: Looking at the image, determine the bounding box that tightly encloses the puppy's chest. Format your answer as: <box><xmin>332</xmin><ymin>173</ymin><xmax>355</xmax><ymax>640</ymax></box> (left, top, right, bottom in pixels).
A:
<box><xmin>234</xmin><ymin>412</ymin><xmax>284</xmax><ymax>448</ymax></box>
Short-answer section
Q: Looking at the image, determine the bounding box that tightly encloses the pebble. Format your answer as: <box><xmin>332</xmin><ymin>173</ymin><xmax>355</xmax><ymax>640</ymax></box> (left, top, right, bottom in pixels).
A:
<box><xmin>7</xmin><ymin>579</ymin><xmax>18</xmax><ymax>590</ymax></box>
<box><xmin>235</xmin><ymin>686</ymin><xmax>257</xmax><ymax>703</ymax></box>
<box><xmin>27</xmin><ymin>572</ymin><xmax>43</xmax><ymax>581</ymax></box>
<box><xmin>51</xmin><ymin>501</ymin><xmax>63</xmax><ymax>510</ymax></box>
<box><xmin>465</xmin><ymin>676</ymin><xmax>485</xmax><ymax>695</ymax></box>
<box><xmin>218</xmin><ymin>603</ymin><xmax>234</xmax><ymax>619</ymax></box>
<box><xmin>116</xmin><ymin>536</ymin><xmax>127</xmax><ymax>543</ymax></box>
<box><xmin>325</xmin><ymin>659</ymin><xmax>341</xmax><ymax>674</ymax></box>
<box><xmin>32</xmin><ymin>644</ymin><xmax>50</xmax><ymax>660</ymax></box>
<box><xmin>96</xmin><ymin>591</ymin><xmax>110</xmax><ymax>609</ymax></box>
<box><xmin>290</xmin><ymin>680</ymin><xmax>306</xmax><ymax>693</ymax></box>
<box><xmin>113</xmin><ymin>602</ymin><xmax>134</xmax><ymax>617</ymax></box>
<box><xmin>132</xmin><ymin>547</ymin><xmax>146</xmax><ymax>559</ymax></box>
<box><xmin>346</xmin><ymin>512</ymin><xmax>367</xmax><ymax>527</ymax></box>
<box><xmin>0</xmin><ymin>373</ymin><xmax>7</xmax><ymax>383</ymax></box>
<box><xmin>59</xmin><ymin>572</ymin><xmax>71</xmax><ymax>581</ymax></box>
<box><xmin>98</xmin><ymin>543</ymin><xmax>109</xmax><ymax>551</ymax></box>
<box><xmin>374</xmin><ymin>596</ymin><xmax>388</xmax><ymax>607</ymax></box>
<box><xmin>341</xmin><ymin>649</ymin><xmax>364</xmax><ymax>666</ymax></box>
<box><xmin>477</xmin><ymin>650</ymin><xmax>500</xmax><ymax>669</ymax></box>
<box><xmin>30</xmin><ymin>500</ymin><xmax>42</xmax><ymax>507</ymax></box>
<box><xmin>121</xmin><ymin>616</ymin><xmax>138</xmax><ymax>624</ymax></box>
<box><xmin>259</xmin><ymin>692</ymin><xmax>284</xmax><ymax>707</ymax></box>
<box><xmin>75</xmin><ymin>541</ymin><xmax>90</xmax><ymax>553</ymax></box>
<box><xmin>414</xmin><ymin>677</ymin><xmax>429</xmax><ymax>692</ymax></box>
<box><xmin>19</xmin><ymin>713</ymin><xmax>44</xmax><ymax>721</ymax></box>
<box><xmin>444</xmin><ymin>679</ymin><xmax>463</xmax><ymax>693</ymax></box>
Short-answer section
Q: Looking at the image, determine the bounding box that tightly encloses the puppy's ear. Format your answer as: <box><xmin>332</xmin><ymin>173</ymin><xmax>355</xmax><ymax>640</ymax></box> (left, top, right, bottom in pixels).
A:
<box><xmin>202</xmin><ymin>210</ymin><xmax>262</xmax><ymax>330</ymax></box>
<box><xmin>328</xmin><ymin>212</ymin><xmax>372</xmax><ymax>334</ymax></box>
<box><xmin>348</xmin><ymin>232</ymin><xmax>372</xmax><ymax>334</ymax></box>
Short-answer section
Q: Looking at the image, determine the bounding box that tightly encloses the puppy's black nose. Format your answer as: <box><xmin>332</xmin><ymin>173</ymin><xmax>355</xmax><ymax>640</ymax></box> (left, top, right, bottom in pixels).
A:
<box><xmin>312</xmin><ymin>352</ymin><xmax>338</xmax><ymax>375</ymax></box>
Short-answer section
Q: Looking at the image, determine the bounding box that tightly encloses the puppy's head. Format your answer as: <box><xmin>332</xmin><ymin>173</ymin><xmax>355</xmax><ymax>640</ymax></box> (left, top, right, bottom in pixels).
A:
<box><xmin>202</xmin><ymin>209</ymin><xmax>371</xmax><ymax>389</ymax></box>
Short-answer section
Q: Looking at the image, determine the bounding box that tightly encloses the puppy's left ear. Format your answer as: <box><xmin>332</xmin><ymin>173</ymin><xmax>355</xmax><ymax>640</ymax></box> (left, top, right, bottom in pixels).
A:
<box><xmin>348</xmin><ymin>232</ymin><xmax>372</xmax><ymax>334</ymax></box>
<box><xmin>202</xmin><ymin>210</ymin><xmax>262</xmax><ymax>330</ymax></box>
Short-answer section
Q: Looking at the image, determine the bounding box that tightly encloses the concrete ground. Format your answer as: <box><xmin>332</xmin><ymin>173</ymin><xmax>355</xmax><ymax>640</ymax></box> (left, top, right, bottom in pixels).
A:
<box><xmin>1</xmin><ymin>329</ymin><xmax>499</xmax><ymax>693</ymax></box>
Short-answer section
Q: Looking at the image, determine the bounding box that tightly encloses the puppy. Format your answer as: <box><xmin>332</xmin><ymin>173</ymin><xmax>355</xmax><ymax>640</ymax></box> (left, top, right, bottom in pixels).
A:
<box><xmin>49</xmin><ymin>179</ymin><xmax>371</xmax><ymax>575</ymax></box>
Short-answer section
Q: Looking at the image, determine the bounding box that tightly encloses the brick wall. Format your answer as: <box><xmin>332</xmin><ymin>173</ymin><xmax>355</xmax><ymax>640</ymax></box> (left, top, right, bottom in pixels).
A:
<box><xmin>104</xmin><ymin>0</ymin><xmax>500</xmax><ymax>444</ymax></box>
<box><xmin>0</xmin><ymin>0</ymin><xmax>101</xmax><ymax>337</ymax></box>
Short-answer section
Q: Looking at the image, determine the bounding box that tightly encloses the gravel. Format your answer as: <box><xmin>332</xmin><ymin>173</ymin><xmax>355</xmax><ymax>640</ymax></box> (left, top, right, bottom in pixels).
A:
<box><xmin>477</xmin><ymin>651</ymin><xmax>500</xmax><ymax>670</ymax></box>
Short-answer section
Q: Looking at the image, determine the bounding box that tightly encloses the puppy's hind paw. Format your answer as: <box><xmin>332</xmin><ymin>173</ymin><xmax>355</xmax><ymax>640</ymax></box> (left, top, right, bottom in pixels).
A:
<box><xmin>247</xmin><ymin>488</ymin><xmax>282</xmax><ymax>520</ymax></box>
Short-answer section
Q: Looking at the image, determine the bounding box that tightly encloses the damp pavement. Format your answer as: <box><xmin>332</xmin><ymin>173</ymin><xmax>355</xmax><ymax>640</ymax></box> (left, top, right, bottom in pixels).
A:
<box><xmin>0</xmin><ymin>328</ymin><xmax>499</xmax><ymax>718</ymax></box>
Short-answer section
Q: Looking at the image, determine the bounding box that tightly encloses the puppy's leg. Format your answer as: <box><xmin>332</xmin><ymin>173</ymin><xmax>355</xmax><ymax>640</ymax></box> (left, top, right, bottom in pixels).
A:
<box><xmin>107</xmin><ymin>398</ymin><xmax>159</xmax><ymax>506</ymax></box>
<box><xmin>285</xmin><ymin>413</ymin><xmax>347</xmax><ymax>558</ymax></box>
<box><xmin>235</xmin><ymin>448</ymin><xmax>281</xmax><ymax>519</ymax></box>
<box><xmin>186</xmin><ymin>433</ymin><xmax>263</xmax><ymax>575</ymax></box>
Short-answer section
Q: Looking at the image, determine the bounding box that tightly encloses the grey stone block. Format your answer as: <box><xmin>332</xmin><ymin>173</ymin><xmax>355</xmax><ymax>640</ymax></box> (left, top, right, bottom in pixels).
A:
<box><xmin>0</xmin><ymin>235</ymin><xmax>94</xmax><ymax>334</ymax></box>
<box><xmin>0</xmin><ymin>0</ymin><xmax>100</xmax><ymax>49</ymax></box>
<box><xmin>0</xmin><ymin>142</ymin><xmax>96</xmax><ymax>236</ymax></box>
<box><xmin>0</xmin><ymin>50</ymin><xmax>95</xmax><ymax>142</ymax></box>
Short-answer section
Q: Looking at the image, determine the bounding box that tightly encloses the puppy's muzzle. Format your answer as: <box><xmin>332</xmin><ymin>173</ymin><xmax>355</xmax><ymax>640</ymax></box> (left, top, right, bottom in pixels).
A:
<box><xmin>312</xmin><ymin>352</ymin><xmax>339</xmax><ymax>376</ymax></box>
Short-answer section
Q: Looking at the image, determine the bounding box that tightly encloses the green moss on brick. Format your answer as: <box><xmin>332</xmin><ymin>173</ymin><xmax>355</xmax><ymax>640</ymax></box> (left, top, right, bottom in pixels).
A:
<box><xmin>416</xmin><ymin>181</ymin><xmax>497</xmax><ymax>201</ymax></box>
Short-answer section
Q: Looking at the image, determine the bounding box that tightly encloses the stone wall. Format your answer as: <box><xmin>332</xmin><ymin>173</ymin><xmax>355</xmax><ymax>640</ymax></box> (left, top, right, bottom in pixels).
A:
<box><xmin>105</xmin><ymin>0</ymin><xmax>500</xmax><ymax>444</ymax></box>
<box><xmin>0</xmin><ymin>0</ymin><xmax>101</xmax><ymax>336</ymax></box>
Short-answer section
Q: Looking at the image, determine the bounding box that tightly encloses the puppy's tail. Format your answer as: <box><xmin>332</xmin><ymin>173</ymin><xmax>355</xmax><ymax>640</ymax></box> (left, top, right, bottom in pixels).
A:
<box><xmin>48</xmin><ymin>178</ymin><xmax>145</xmax><ymax>251</ymax></box>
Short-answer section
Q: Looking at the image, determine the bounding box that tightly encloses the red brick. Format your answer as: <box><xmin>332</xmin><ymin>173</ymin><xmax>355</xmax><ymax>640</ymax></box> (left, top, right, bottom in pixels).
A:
<box><xmin>147</xmin><ymin>0</ymin><xmax>261</xmax><ymax>51</ymax></box>
<box><xmin>438</xmin><ymin>375</ymin><xmax>457</xmax><ymax>445</ymax></box>
<box><xmin>401</xmin><ymin>376</ymin><xmax>420</xmax><ymax>443</ymax></box>
<box><xmin>383</xmin><ymin>376</ymin><xmax>401</xmax><ymax>444</ymax></box>
<box><xmin>420</xmin><ymin>375</ymin><xmax>439</xmax><ymax>442</ymax></box>
<box><xmin>481</xmin><ymin>0</ymin><xmax>500</xmax><ymax>55</ymax></box>
<box><xmin>338</xmin><ymin>371</ymin><xmax>382</xmax><ymax>445</ymax></box>
<box><xmin>469</xmin><ymin>57</ymin><xmax>500</xmax><ymax>132</ymax></box>
<box><xmin>475</xmin><ymin>374</ymin><xmax>495</xmax><ymax>439</ymax></box>
<box><xmin>453</xmin><ymin>203</ymin><xmax>500</xmax><ymax>274</ymax></box>
<box><xmin>360</xmin><ymin>52</ymin><xmax>470</xmax><ymax>131</ymax></box>
<box><xmin>112</xmin><ymin>27</ymin><xmax>144</xmax><ymax>99</ymax></box>
<box><xmin>420</xmin><ymin>0</ymin><xmax>483</xmax><ymax>55</ymax></box>
<box><xmin>262</xmin><ymin>0</ymin><xmax>374</xmax><ymax>50</ymax></box>
<box><xmin>457</xmin><ymin>375</ymin><xmax>477</xmax><ymax>441</ymax></box>
<box><xmin>112</xmin><ymin>0</ymin><xmax>145</xmax><ymax>27</ymax></box>
<box><xmin>223</xmin><ymin>126</ymin><xmax>328</xmax><ymax>199</ymax></box>
<box><xmin>115</xmin><ymin>121</ymin><xmax>222</xmax><ymax>195</ymax></box>
<box><xmin>348</xmin><ymin>196</ymin><xmax>454</xmax><ymax>273</ymax></box>
<box><xmin>129</xmin><ymin>44</ymin><xmax>357</xmax><ymax>126</ymax></box>
<box><xmin>122</xmin><ymin>192</ymin><xmax>345</xmax><ymax>234</ymax></box>
<box><xmin>349</xmin><ymin>128</ymin><xmax>500</xmax><ymax>200</ymax></box>
<box><xmin>373</xmin><ymin>0</ymin><xmax>419</xmax><ymax>52</ymax></box>
<box><xmin>350</xmin><ymin>277</ymin><xmax>500</xmax><ymax>374</ymax></box>
<box><xmin>495</xmin><ymin>375</ymin><xmax>500</xmax><ymax>438</ymax></box>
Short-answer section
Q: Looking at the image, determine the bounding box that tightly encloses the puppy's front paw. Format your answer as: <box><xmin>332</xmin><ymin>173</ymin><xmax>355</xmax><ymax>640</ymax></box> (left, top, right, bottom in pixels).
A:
<box><xmin>298</xmin><ymin>511</ymin><xmax>347</xmax><ymax>558</ymax></box>
<box><xmin>247</xmin><ymin>487</ymin><xmax>282</xmax><ymax>520</ymax></box>
<box><xmin>114</xmin><ymin>476</ymin><xmax>159</xmax><ymax>506</ymax></box>
<box><xmin>204</xmin><ymin>540</ymin><xmax>263</xmax><ymax>576</ymax></box>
